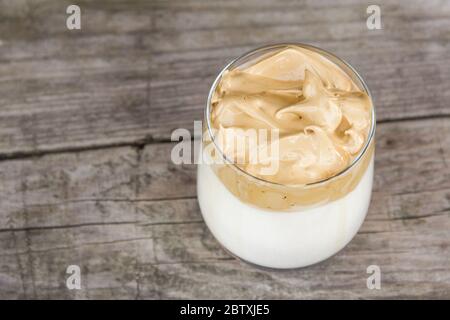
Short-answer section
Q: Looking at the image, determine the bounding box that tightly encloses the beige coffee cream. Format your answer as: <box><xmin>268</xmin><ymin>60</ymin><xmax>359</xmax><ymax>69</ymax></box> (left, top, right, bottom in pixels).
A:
<box><xmin>205</xmin><ymin>45</ymin><xmax>373</xmax><ymax>210</ymax></box>
<box><xmin>198</xmin><ymin>44</ymin><xmax>375</xmax><ymax>268</ymax></box>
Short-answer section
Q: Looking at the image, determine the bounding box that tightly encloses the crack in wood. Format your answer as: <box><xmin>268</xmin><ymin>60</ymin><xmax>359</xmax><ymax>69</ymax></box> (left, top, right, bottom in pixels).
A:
<box><xmin>0</xmin><ymin>221</ymin><xmax>140</xmax><ymax>233</ymax></box>
<box><xmin>1</xmin><ymin>236</ymin><xmax>155</xmax><ymax>256</ymax></box>
<box><xmin>138</xmin><ymin>257</ymin><xmax>236</xmax><ymax>267</ymax></box>
<box><xmin>0</xmin><ymin>114</ymin><xmax>448</xmax><ymax>162</ymax></box>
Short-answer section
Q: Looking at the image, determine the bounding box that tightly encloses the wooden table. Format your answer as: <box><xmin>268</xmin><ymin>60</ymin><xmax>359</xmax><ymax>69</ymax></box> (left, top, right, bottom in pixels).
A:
<box><xmin>0</xmin><ymin>0</ymin><xmax>449</xmax><ymax>299</ymax></box>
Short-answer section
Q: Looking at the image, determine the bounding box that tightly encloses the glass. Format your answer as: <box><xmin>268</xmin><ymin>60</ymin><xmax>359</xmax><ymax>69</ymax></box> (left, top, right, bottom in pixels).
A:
<box><xmin>197</xmin><ymin>43</ymin><xmax>376</xmax><ymax>269</ymax></box>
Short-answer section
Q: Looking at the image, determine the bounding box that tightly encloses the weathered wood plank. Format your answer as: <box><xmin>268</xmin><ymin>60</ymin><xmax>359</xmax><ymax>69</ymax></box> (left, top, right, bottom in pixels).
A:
<box><xmin>0</xmin><ymin>118</ymin><xmax>449</xmax><ymax>299</ymax></box>
<box><xmin>1</xmin><ymin>0</ymin><xmax>450</xmax><ymax>154</ymax></box>
<box><xmin>0</xmin><ymin>192</ymin><xmax>448</xmax><ymax>299</ymax></box>
<box><xmin>0</xmin><ymin>0</ymin><xmax>153</xmax><ymax>157</ymax></box>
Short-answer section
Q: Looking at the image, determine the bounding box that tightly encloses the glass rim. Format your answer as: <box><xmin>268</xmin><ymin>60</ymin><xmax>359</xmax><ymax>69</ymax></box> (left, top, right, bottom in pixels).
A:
<box><xmin>205</xmin><ymin>42</ymin><xmax>376</xmax><ymax>188</ymax></box>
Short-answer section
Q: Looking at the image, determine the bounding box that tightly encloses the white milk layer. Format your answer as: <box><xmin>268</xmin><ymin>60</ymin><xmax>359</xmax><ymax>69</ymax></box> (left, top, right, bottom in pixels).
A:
<box><xmin>197</xmin><ymin>155</ymin><xmax>374</xmax><ymax>269</ymax></box>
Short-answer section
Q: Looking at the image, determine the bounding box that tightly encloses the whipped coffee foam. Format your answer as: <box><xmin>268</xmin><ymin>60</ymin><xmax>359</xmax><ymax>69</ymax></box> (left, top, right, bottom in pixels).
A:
<box><xmin>210</xmin><ymin>46</ymin><xmax>372</xmax><ymax>185</ymax></box>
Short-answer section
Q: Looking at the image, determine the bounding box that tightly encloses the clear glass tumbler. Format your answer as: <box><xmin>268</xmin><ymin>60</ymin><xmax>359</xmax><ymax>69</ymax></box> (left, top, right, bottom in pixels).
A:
<box><xmin>197</xmin><ymin>43</ymin><xmax>376</xmax><ymax>269</ymax></box>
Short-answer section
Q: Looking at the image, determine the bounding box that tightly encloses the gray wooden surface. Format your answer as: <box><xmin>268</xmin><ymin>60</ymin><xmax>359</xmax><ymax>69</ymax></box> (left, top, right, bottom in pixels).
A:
<box><xmin>0</xmin><ymin>0</ymin><xmax>449</xmax><ymax>299</ymax></box>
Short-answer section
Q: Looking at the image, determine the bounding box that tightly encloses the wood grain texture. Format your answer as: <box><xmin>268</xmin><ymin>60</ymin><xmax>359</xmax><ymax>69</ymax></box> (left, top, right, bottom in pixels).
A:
<box><xmin>0</xmin><ymin>0</ymin><xmax>449</xmax><ymax>300</ymax></box>
<box><xmin>0</xmin><ymin>0</ymin><xmax>449</xmax><ymax>155</ymax></box>
<box><xmin>0</xmin><ymin>118</ymin><xmax>449</xmax><ymax>299</ymax></box>
<box><xmin>0</xmin><ymin>0</ymin><xmax>153</xmax><ymax>157</ymax></box>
